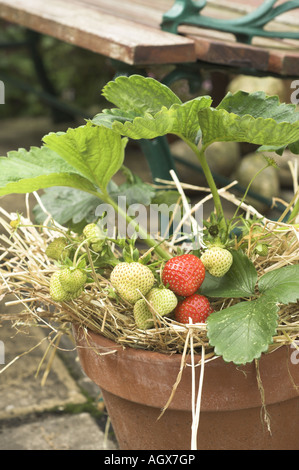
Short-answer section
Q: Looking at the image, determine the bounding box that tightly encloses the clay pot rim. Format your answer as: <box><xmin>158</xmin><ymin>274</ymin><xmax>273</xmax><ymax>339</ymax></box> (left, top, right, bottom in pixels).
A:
<box><xmin>74</xmin><ymin>323</ymin><xmax>208</xmax><ymax>365</ymax></box>
<box><xmin>74</xmin><ymin>323</ymin><xmax>299</xmax><ymax>412</ymax></box>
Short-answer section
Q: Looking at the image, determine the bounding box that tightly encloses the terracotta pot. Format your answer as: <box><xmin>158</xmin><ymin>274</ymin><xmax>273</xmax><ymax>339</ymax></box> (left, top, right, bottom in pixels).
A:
<box><xmin>73</xmin><ymin>324</ymin><xmax>299</xmax><ymax>450</ymax></box>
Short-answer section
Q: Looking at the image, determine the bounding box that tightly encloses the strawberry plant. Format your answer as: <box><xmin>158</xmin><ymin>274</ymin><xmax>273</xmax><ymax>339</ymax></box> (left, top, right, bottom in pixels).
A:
<box><xmin>0</xmin><ymin>74</ymin><xmax>299</xmax><ymax>366</ymax></box>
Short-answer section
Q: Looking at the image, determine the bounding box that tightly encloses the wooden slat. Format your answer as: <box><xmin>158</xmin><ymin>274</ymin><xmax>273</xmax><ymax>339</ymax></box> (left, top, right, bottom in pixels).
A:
<box><xmin>0</xmin><ymin>0</ymin><xmax>298</xmax><ymax>75</ymax></box>
<box><xmin>190</xmin><ymin>30</ymin><xmax>270</xmax><ymax>73</ymax></box>
<box><xmin>77</xmin><ymin>0</ymin><xmax>167</xmax><ymax>28</ymax></box>
<box><xmin>0</xmin><ymin>0</ymin><xmax>196</xmax><ymax>65</ymax></box>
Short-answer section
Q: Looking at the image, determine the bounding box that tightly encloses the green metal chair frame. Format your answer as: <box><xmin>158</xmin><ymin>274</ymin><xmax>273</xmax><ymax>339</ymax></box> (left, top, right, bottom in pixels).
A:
<box><xmin>161</xmin><ymin>0</ymin><xmax>299</xmax><ymax>44</ymax></box>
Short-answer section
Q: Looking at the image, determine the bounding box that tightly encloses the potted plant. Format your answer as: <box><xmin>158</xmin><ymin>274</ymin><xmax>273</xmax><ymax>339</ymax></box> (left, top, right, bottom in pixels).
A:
<box><xmin>1</xmin><ymin>75</ymin><xmax>299</xmax><ymax>450</ymax></box>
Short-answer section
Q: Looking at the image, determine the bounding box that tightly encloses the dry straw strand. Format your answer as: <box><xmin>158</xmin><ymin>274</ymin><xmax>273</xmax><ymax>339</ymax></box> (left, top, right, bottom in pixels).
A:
<box><xmin>0</xmin><ymin>190</ymin><xmax>298</xmax><ymax>358</ymax></box>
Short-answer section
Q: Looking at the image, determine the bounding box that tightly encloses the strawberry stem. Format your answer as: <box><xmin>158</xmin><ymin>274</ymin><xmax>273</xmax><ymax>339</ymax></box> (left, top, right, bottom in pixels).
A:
<box><xmin>286</xmin><ymin>187</ymin><xmax>299</xmax><ymax>223</ymax></box>
<box><xmin>181</xmin><ymin>138</ymin><xmax>227</xmax><ymax>234</ymax></box>
<box><xmin>100</xmin><ymin>192</ymin><xmax>172</xmax><ymax>260</ymax></box>
<box><xmin>73</xmin><ymin>238</ymin><xmax>90</xmax><ymax>267</ymax></box>
<box><xmin>229</xmin><ymin>163</ymin><xmax>269</xmax><ymax>225</ymax></box>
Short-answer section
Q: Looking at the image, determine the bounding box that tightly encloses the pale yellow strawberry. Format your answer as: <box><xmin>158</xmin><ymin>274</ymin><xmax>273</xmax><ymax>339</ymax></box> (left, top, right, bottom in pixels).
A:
<box><xmin>200</xmin><ymin>246</ymin><xmax>233</xmax><ymax>277</ymax></box>
<box><xmin>59</xmin><ymin>267</ymin><xmax>87</xmax><ymax>293</ymax></box>
<box><xmin>49</xmin><ymin>271</ymin><xmax>73</xmax><ymax>302</ymax></box>
<box><xmin>146</xmin><ymin>287</ymin><xmax>177</xmax><ymax>316</ymax></box>
<box><xmin>45</xmin><ymin>237</ymin><xmax>71</xmax><ymax>261</ymax></box>
<box><xmin>110</xmin><ymin>262</ymin><xmax>155</xmax><ymax>304</ymax></box>
<box><xmin>50</xmin><ymin>271</ymin><xmax>84</xmax><ymax>302</ymax></box>
<box><xmin>133</xmin><ymin>299</ymin><xmax>154</xmax><ymax>330</ymax></box>
<box><xmin>83</xmin><ymin>223</ymin><xmax>105</xmax><ymax>252</ymax></box>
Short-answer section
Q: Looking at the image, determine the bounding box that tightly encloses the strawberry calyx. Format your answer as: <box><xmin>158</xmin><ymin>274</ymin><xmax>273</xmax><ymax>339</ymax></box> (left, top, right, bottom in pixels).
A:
<box><xmin>202</xmin><ymin>211</ymin><xmax>234</xmax><ymax>249</ymax></box>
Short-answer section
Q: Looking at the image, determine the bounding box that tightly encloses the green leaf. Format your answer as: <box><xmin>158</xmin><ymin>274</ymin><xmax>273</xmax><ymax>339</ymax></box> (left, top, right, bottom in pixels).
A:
<box><xmin>218</xmin><ymin>91</ymin><xmax>299</xmax><ymax>123</ymax></box>
<box><xmin>111</xmin><ymin>106</ymin><xmax>176</xmax><ymax>140</ymax></box>
<box><xmin>288</xmin><ymin>140</ymin><xmax>299</xmax><ymax>154</ymax></box>
<box><xmin>0</xmin><ymin>146</ymin><xmax>96</xmax><ymax>196</ymax></box>
<box><xmin>258</xmin><ymin>264</ymin><xmax>299</xmax><ymax>304</ymax></box>
<box><xmin>200</xmin><ymin>250</ymin><xmax>257</xmax><ymax>298</ymax></box>
<box><xmin>258</xmin><ymin>139</ymin><xmax>299</xmax><ymax>155</ymax></box>
<box><xmin>198</xmin><ymin>108</ymin><xmax>299</xmax><ymax>148</ymax></box>
<box><xmin>98</xmin><ymin>97</ymin><xmax>212</xmax><ymax>143</ymax></box>
<box><xmin>110</xmin><ymin>179</ymin><xmax>155</xmax><ymax>206</ymax></box>
<box><xmin>198</xmin><ymin>91</ymin><xmax>299</xmax><ymax>148</ymax></box>
<box><xmin>170</xmin><ymin>97</ymin><xmax>212</xmax><ymax>141</ymax></box>
<box><xmin>93</xmin><ymin>75</ymin><xmax>212</xmax><ymax>143</ymax></box>
<box><xmin>33</xmin><ymin>187</ymin><xmax>101</xmax><ymax>226</ymax></box>
<box><xmin>151</xmin><ymin>190</ymin><xmax>182</xmax><ymax>206</ymax></box>
<box><xmin>207</xmin><ymin>297</ymin><xmax>279</xmax><ymax>364</ymax></box>
<box><xmin>43</xmin><ymin>124</ymin><xmax>128</xmax><ymax>193</ymax></box>
<box><xmin>102</xmin><ymin>74</ymin><xmax>182</xmax><ymax>115</ymax></box>
<box><xmin>92</xmin><ymin>108</ymin><xmax>139</xmax><ymax>128</ymax></box>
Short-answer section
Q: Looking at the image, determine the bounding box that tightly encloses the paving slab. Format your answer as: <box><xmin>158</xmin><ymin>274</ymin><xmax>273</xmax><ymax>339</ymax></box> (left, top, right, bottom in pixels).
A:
<box><xmin>0</xmin><ymin>319</ymin><xmax>87</xmax><ymax>420</ymax></box>
<box><xmin>0</xmin><ymin>299</ymin><xmax>118</xmax><ymax>450</ymax></box>
<box><xmin>0</xmin><ymin>412</ymin><xmax>117</xmax><ymax>450</ymax></box>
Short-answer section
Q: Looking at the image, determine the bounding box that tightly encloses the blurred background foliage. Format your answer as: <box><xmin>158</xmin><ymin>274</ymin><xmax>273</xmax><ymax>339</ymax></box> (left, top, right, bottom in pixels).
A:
<box><xmin>0</xmin><ymin>19</ymin><xmax>115</xmax><ymax>120</ymax></box>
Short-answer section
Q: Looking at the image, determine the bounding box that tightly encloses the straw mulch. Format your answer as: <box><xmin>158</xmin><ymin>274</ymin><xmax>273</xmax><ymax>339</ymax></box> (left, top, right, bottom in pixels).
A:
<box><xmin>0</xmin><ymin>188</ymin><xmax>298</xmax><ymax>360</ymax></box>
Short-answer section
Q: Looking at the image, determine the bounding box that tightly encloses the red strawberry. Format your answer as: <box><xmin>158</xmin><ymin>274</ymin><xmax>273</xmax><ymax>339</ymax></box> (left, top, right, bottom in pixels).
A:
<box><xmin>162</xmin><ymin>254</ymin><xmax>205</xmax><ymax>297</ymax></box>
<box><xmin>174</xmin><ymin>294</ymin><xmax>212</xmax><ymax>324</ymax></box>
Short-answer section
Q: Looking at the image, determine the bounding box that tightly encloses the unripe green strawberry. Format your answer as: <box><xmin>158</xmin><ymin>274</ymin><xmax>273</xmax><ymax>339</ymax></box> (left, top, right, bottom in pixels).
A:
<box><xmin>110</xmin><ymin>262</ymin><xmax>155</xmax><ymax>304</ymax></box>
<box><xmin>83</xmin><ymin>223</ymin><xmax>105</xmax><ymax>252</ymax></box>
<box><xmin>49</xmin><ymin>271</ymin><xmax>73</xmax><ymax>302</ymax></box>
<box><xmin>59</xmin><ymin>267</ymin><xmax>87</xmax><ymax>293</ymax></box>
<box><xmin>255</xmin><ymin>243</ymin><xmax>269</xmax><ymax>256</ymax></box>
<box><xmin>200</xmin><ymin>246</ymin><xmax>233</xmax><ymax>277</ymax></box>
<box><xmin>146</xmin><ymin>287</ymin><xmax>178</xmax><ymax>316</ymax></box>
<box><xmin>46</xmin><ymin>237</ymin><xmax>71</xmax><ymax>261</ymax></box>
<box><xmin>133</xmin><ymin>299</ymin><xmax>154</xmax><ymax>330</ymax></box>
<box><xmin>66</xmin><ymin>287</ymin><xmax>84</xmax><ymax>301</ymax></box>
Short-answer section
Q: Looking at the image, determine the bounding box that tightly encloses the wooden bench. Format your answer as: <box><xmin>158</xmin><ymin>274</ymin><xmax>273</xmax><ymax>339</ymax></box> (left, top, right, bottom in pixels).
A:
<box><xmin>0</xmin><ymin>0</ymin><xmax>196</xmax><ymax>66</ymax></box>
<box><xmin>0</xmin><ymin>0</ymin><xmax>299</xmax><ymax>75</ymax></box>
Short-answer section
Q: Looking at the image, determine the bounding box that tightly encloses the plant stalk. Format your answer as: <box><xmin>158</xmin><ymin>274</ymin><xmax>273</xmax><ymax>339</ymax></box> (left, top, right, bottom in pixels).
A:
<box><xmin>287</xmin><ymin>188</ymin><xmax>299</xmax><ymax>223</ymax></box>
<box><xmin>231</xmin><ymin>163</ymin><xmax>269</xmax><ymax>223</ymax></box>
<box><xmin>99</xmin><ymin>192</ymin><xmax>171</xmax><ymax>260</ymax></box>
<box><xmin>183</xmin><ymin>139</ymin><xmax>227</xmax><ymax>232</ymax></box>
